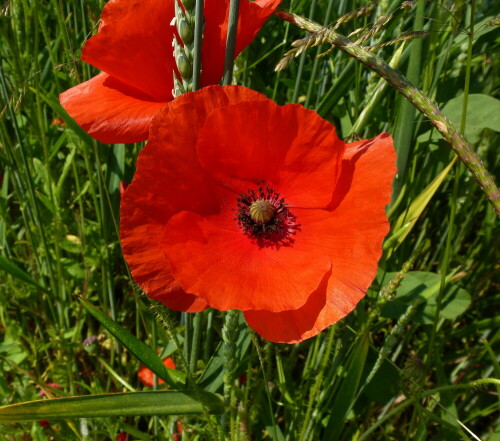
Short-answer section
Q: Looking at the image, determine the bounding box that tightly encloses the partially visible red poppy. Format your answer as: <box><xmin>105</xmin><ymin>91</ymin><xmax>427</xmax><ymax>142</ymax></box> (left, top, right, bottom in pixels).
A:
<box><xmin>137</xmin><ymin>356</ymin><xmax>176</xmax><ymax>388</ymax></box>
<box><xmin>59</xmin><ymin>0</ymin><xmax>280</xmax><ymax>144</ymax></box>
<box><xmin>38</xmin><ymin>382</ymin><xmax>63</xmax><ymax>428</ymax></box>
<box><xmin>38</xmin><ymin>382</ymin><xmax>63</xmax><ymax>397</ymax></box>
<box><xmin>116</xmin><ymin>433</ymin><xmax>129</xmax><ymax>441</ymax></box>
<box><xmin>120</xmin><ymin>85</ymin><xmax>396</xmax><ymax>343</ymax></box>
<box><xmin>51</xmin><ymin>117</ymin><xmax>65</xmax><ymax>126</ymax></box>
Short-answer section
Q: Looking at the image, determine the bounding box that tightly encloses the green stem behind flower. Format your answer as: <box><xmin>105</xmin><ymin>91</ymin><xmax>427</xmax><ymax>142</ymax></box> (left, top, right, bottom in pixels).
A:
<box><xmin>223</xmin><ymin>0</ymin><xmax>241</xmax><ymax>85</ymax></box>
<box><xmin>222</xmin><ymin>310</ymin><xmax>240</xmax><ymax>436</ymax></box>
<box><xmin>192</xmin><ymin>0</ymin><xmax>205</xmax><ymax>90</ymax></box>
<box><xmin>275</xmin><ymin>11</ymin><xmax>500</xmax><ymax>217</ymax></box>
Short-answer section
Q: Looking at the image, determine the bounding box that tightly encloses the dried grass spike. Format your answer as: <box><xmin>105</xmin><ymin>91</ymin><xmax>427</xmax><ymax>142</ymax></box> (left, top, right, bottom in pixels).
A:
<box><xmin>316</xmin><ymin>45</ymin><xmax>335</xmax><ymax>59</ymax></box>
<box><xmin>401</xmin><ymin>1</ymin><xmax>417</xmax><ymax>12</ymax></box>
<box><xmin>355</xmin><ymin>12</ymin><xmax>394</xmax><ymax>45</ymax></box>
<box><xmin>334</xmin><ymin>2</ymin><xmax>377</xmax><ymax>30</ymax></box>
<box><xmin>275</xmin><ymin>55</ymin><xmax>293</xmax><ymax>72</ymax></box>
<box><xmin>369</xmin><ymin>31</ymin><xmax>430</xmax><ymax>51</ymax></box>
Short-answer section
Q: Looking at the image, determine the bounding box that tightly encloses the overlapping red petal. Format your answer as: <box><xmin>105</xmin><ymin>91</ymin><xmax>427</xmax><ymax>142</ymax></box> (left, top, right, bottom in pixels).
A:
<box><xmin>82</xmin><ymin>0</ymin><xmax>175</xmax><ymax>101</ymax></box>
<box><xmin>60</xmin><ymin>0</ymin><xmax>280</xmax><ymax>143</ymax></box>
<box><xmin>120</xmin><ymin>85</ymin><xmax>396</xmax><ymax>342</ymax></box>
<box><xmin>59</xmin><ymin>73</ymin><xmax>166</xmax><ymax>143</ymax></box>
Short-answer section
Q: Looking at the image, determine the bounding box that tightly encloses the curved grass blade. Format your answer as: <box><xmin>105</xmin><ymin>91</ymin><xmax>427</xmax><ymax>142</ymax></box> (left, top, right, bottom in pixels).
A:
<box><xmin>0</xmin><ymin>255</ymin><xmax>49</xmax><ymax>293</ymax></box>
<box><xmin>29</xmin><ymin>87</ymin><xmax>94</xmax><ymax>148</ymax></box>
<box><xmin>323</xmin><ymin>334</ymin><xmax>369</xmax><ymax>441</ymax></box>
<box><xmin>384</xmin><ymin>157</ymin><xmax>457</xmax><ymax>255</ymax></box>
<box><xmin>0</xmin><ymin>391</ymin><xmax>224</xmax><ymax>423</ymax></box>
<box><xmin>78</xmin><ymin>296</ymin><xmax>185</xmax><ymax>388</ymax></box>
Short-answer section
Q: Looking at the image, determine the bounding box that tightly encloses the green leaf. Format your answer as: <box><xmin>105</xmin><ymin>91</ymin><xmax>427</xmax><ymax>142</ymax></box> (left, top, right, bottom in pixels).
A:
<box><xmin>0</xmin><ymin>391</ymin><xmax>224</xmax><ymax>423</ymax></box>
<box><xmin>362</xmin><ymin>356</ymin><xmax>401</xmax><ymax>404</ymax></box>
<box><xmin>0</xmin><ymin>255</ymin><xmax>49</xmax><ymax>293</ymax></box>
<box><xmin>419</xmin><ymin>94</ymin><xmax>500</xmax><ymax>143</ymax></box>
<box><xmin>442</xmin><ymin>94</ymin><xmax>500</xmax><ymax>143</ymax></box>
<box><xmin>78</xmin><ymin>297</ymin><xmax>185</xmax><ymax>388</ymax></box>
<box><xmin>380</xmin><ymin>271</ymin><xmax>471</xmax><ymax>324</ymax></box>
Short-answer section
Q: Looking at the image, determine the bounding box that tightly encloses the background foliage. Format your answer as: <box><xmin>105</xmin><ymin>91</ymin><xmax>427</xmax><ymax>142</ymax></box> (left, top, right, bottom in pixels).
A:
<box><xmin>0</xmin><ymin>0</ymin><xmax>499</xmax><ymax>439</ymax></box>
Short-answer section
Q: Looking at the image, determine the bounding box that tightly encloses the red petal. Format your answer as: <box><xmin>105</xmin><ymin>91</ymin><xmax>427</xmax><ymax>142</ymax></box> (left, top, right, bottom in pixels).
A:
<box><xmin>82</xmin><ymin>0</ymin><xmax>175</xmax><ymax>100</ymax></box>
<box><xmin>60</xmin><ymin>73</ymin><xmax>166</xmax><ymax>143</ymax></box>
<box><xmin>201</xmin><ymin>0</ymin><xmax>281</xmax><ymax>86</ymax></box>
<box><xmin>137</xmin><ymin>364</ymin><xmax>156</xmax><ymax>387</ymax></box>
<box><xmin>120</xmin><ymin>143</ymin><xmax>209</xmax><ymax>311</ymax></box>
<box><xmin>163</xmin><ymin>357</ymin><xmax>176</xmax><ymax>370</ymax></box>
<box><xmin>162</xmin><ymin>209</ymin><xmax>331</xmax><ymax>312</ymax></box>
<box><xmin>196</xmin><ymin>101</ymin><xmax>344</xmax><ymax>208</ymax></box>
<box><xmin>120</xmin><ymin>86</ymin><xmax>266</xmax><ymax>310</ymax></box>
<box><xmin>120</xmin><ymin>210</ymin><xmax>207</xmax><ymax>312</ymax></box>
<box><xmin>138</xmin><ymin>354</ymin><xmax>176</xmax><ymax>387</ymax></box>
<box><xmin>245</xmin><ymin>134</ymin><xmax>396</xmax><ymax>342</ymax></box>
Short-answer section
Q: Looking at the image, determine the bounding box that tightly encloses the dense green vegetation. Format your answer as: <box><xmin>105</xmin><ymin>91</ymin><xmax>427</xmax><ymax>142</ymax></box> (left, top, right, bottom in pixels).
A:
<box><xmin>0</xmin><ymin>0</ymin><xmax>499</xmax><ymax>439</ymax></box>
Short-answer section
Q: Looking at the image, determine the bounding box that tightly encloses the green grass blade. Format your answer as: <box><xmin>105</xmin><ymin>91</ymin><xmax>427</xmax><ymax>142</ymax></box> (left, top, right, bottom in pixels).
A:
<box><xmin>0</xmin><ymin>390</ymin><xmax>224</xmax><ymax>423</ymax></box>
<box><xmin>323</xmin><ymin>334</ymin><xmax>369</xmax><ymax>441</ymax></box>
<box><xmin>384</xmin><ymin>157</ymin><xmax>457</xmax><ymax>254</ymax></box>
<box><xmin>391</xmin><ymin>0</ymin><xmax>425</xmax><ymax>198</ymax></box>
<box><xmin>29</xmin><ymin>86</ymin><xmax>94</xmax><ymax>148</ymax></box>
<box><xmin>78</xmin><ymin>297</ymin><xmax>185</xmax><ymax>388</ymax></box>
<box><xmin>0</xmin><ymin>255</ymin><xmax>50</xmax><ymax>293</ymax></box>
<box><xmin>316</xmin><ymin>60</ymin><xmax>355</xmax><ymax>116</ymax></box>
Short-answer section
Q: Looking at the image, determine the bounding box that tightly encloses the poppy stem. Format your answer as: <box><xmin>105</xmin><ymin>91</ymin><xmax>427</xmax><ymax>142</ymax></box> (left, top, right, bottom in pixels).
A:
<box><xmin>192</xmin><ymin>0</ymin><xmax>204</xmax><ymax>91</ymax></box>
<box><xmin>275</xmin><ymin>11</ymin><xmax>500</xmax><ymax>217</ymax></box>
<box><xmin>222</xmin><ymin>310</ymin><xmax>239</xmax><ymax>435</ymax></box>
<box><xmin>222</xmin><ymin>0</ymin><xmax>241</xmax><ymax>86</ymax></box>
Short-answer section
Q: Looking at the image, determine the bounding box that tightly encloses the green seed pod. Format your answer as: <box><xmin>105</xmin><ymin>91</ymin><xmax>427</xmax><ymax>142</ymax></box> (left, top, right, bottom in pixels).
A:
<box><xmin>178</xmin><ymin>18</ymin><xmax>193</xmax><ymax>45</ymax></box>
<box><xmin>177</xmin><ymin>53</ymin><xmax>192</xmax><ymax>80</ymax></box>
<box><xmin>249</xmin><ymin>200</ymin><xmax>276</xmax><ymax>224</ymax></box>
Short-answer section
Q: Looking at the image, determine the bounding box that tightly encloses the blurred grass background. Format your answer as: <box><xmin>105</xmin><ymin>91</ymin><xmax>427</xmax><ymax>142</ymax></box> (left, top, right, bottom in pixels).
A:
<box><xmin>0</xmin><ymin>0</ymin><xmax>499</xmax><ymax>439</ymax></box>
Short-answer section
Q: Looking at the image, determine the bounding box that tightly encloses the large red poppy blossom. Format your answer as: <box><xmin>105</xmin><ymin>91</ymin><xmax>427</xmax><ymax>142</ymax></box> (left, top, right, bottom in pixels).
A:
<box><xmin>120</xmin><ymin>85</ymin><xmax>397</xmax><ymax>343</ymax></box>
<box><xmin>59</xmin><ymin>0</ymin><xmax>280</xmax><ymax>144</ymax></box>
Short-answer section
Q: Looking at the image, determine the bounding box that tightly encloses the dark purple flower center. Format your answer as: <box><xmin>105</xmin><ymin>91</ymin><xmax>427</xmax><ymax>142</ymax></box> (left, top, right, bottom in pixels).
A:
<box><xmin>235</xmin><ymin>182</ymin><xmax>298</xmax><ymax>246</ymax></box>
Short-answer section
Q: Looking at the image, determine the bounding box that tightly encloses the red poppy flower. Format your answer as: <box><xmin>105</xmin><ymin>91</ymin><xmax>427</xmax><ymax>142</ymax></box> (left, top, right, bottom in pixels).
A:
<box><xmin>120</xmin><ymin>85</ymin><xmax>396</xmax><ymax>343</ymax></box>
<box><xmin>38</xmin><ymin>382</ymin><xmax>63</xmax><ymax>397</ymax></box>
<box><xmin>138</xmin><ymin>356</ymin><xmax>176</xmax><ymax>387</ymax></box>
<box><xmin>59</xmin><ymin>0</ymin><xmax>280</xmax><ymax>144</ymax></box>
